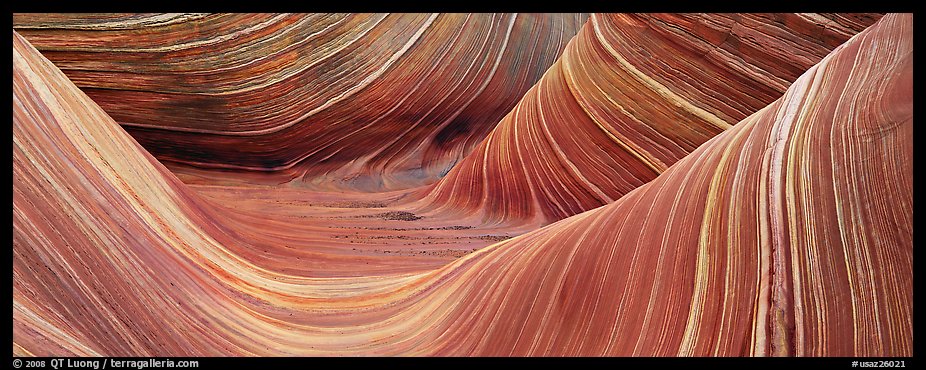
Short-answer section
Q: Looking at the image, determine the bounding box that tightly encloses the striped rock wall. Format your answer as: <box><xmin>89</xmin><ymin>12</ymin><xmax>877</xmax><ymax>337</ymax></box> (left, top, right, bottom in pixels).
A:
<box><xmin>414</xmin><ymin>13</ymin><xmax>883</xmax><ymax>225</ymax></box>
<box><xmin>12</xmin><ymin>13</ymin><xmax>911</xmax><ymax>356</ymax></box>
<box><xmin>13</xmin><ymin>13</ymin><xmax>589</xmax><ymax>191</ymax></box>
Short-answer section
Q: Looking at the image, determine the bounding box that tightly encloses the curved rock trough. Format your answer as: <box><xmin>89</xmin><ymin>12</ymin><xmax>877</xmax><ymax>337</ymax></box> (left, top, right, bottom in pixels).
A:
<box><xmin>12</xmin><ymin>13</ymin><xmax>911</xmax><ymax>356</ymax></box>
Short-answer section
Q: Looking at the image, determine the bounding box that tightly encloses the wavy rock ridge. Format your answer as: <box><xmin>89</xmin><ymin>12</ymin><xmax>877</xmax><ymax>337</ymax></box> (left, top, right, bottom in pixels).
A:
<box><xmin>12</xmin><ymin>13</ymin><xmax>911</xmax><ymax>357</ymax></box>
<box><xmin>13</xmin><ymin>13</ymin><xmax>589</xmax><ymax>191</ymax></box>
<box><xmin>414</xmin><ymin>13</ymin><xmax>883</xmax><ymax>225</ymax></box>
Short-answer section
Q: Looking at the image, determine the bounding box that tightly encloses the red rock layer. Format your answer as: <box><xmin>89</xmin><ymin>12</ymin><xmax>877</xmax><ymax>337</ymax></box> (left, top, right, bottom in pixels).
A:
<box><xmin>418</xmin><ymin>14</ymin><xmax>912</xmax><ymax>355</ymax></box>
<box><xmin>414</xmin><ymin>13</ymin><xmax>882</xmax><ymax>225</ymax></box>
<box><xmin>11</xmin><ymin>25</ymin><xmax>531</xmax><ymax>280</ymax></box>
<box><xmin>12</xmin><ymin>13</ymin><xmax>589</xmax><ymax>191</ymax></box>
<box><xmin>13</xmin><ymin>13</ymin><xmax>911</xmax><ymax>356</ymax></box>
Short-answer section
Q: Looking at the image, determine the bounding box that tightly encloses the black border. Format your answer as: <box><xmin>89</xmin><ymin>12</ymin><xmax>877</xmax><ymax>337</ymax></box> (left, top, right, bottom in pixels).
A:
<box><xmin>7</xmin><ymin>4</ymin><xmax>921</xmax><ymax>366</ymax></box>
<box><xmin>5</xmin><ymin>356</ymin><xmax>919</xmax><ymax>368</ymax></box>
<box><xmin>7</xmin><ymin>1</ymin><xmax>919</xmax><ymax>13</ymax></box>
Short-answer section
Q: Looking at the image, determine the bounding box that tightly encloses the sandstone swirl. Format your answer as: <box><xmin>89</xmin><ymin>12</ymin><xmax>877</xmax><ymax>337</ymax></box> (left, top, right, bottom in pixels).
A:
<box><xmin>414</xmin><ymin>13</ymin><xmax>882</xmax><ymax>225</ymax></box>
<box><xmin>12</xmin><ymin>13</ymin><xmax>911</xmax><ymax>357</ymax></box>
<box><xmin>12</xmin><ymin>13</ymin><xmax>589</xmax><ymax>191</ymax></box>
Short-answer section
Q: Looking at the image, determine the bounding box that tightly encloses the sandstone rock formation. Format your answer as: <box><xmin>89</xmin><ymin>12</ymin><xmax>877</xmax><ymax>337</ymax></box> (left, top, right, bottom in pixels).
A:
<box><xmin>12</xmin><ymin>13</ymin><xmax>911</xmax><ymax>357</ymax></box>
<box><xmin>13</xmin><ymin>13</ymin><xmax>590</xmax><ymax>191</ymax></box>
<box><xmin>414</xmin><ymin>13</ymin><xmax>884</xmax><ymax>225</ymax></box>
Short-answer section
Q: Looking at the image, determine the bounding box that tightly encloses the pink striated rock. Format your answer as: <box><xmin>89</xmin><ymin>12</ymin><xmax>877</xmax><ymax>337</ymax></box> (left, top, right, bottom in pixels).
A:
<box><xmin>11</xmin><ymin>12</ymin><xmax>911</xmax><ymax>357</ymax></box>
<box><xmin>13</xmin><ymin>13</ymin><xmax>590</xmax><ymax>191</ymax></box>
<box><xmin>413</xmin><ymin>13</ymin><xmax>882</xmax><ymax>226</ymax></box>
